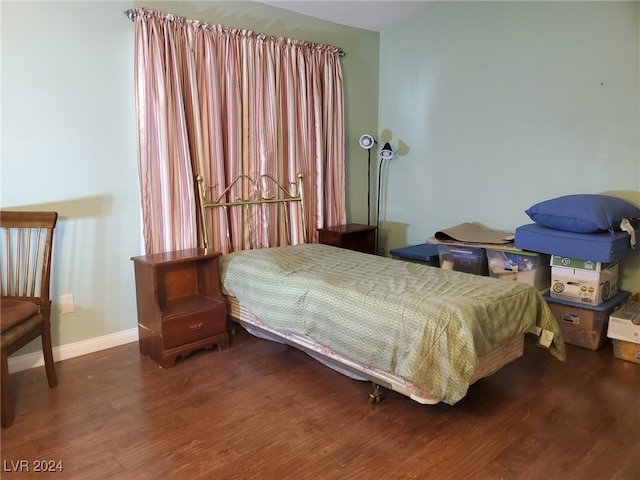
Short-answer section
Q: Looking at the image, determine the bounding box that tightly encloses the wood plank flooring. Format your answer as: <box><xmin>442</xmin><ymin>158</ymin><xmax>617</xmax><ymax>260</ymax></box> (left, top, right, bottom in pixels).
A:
<box><xmin>1</xmin><ymin>325</ymin><xmax>639</xmax><ymax>480</ymax></box>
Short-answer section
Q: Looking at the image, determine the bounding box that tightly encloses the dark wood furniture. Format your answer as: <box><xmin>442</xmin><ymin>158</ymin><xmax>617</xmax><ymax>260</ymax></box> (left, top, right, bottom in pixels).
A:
<box><xmin>317</xmin><ymin>223</ymin><xmax>377</xmax><ymax>254</ymax></box>
<box><xmin>131</xmin><ymin>248</ymin><xmax>228</xmax><ymax>368</ymax></box>
<box><xmin>1</xmin><ymin>210</ymin><xmax>59</xmax><ymax>428</ymax></box>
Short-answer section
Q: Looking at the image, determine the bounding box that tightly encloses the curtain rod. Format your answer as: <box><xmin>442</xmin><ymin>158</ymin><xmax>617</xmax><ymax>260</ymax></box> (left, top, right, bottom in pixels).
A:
<box><xmin>123</xmin><ymin>9</ymin><xmax>345</xmax><ymax>57</ymax></box>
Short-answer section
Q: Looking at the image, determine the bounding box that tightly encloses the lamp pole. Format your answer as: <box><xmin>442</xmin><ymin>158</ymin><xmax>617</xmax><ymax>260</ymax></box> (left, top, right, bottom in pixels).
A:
<box><xmin>367</xmin><ymin>149</ymin><xmax>372</xmax><ymax>225</ymax></box>
<box><xmin>376</xmin><ymin>142</ymin><xmax>395</xmax><ymax>255</ymax></box>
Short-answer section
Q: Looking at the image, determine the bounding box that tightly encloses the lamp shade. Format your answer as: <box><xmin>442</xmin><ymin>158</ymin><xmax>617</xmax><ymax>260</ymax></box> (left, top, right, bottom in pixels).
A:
<box><xmin>359</xmin><ymin>134</ymin><xmax>376</xmax><ymax>149</ymax></box>
<box><xmin>380</xmin><ymin>142</ymin><xmax>394</xmax><ymax>160</ymax></box>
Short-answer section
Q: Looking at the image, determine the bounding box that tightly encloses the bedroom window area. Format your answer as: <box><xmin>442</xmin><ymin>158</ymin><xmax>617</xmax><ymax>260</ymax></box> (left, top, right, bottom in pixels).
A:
<box><xmin>128</xmin><ymin>7</ymin><xmax>346</xmax><ymax>255</ymax></box>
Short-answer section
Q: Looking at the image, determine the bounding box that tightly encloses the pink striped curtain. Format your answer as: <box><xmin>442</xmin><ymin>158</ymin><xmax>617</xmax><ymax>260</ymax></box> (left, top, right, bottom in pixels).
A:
<box><xmin>132</xmin><ymin>8</ymin><xmax>346</xmax><ymax>254</ymax></box>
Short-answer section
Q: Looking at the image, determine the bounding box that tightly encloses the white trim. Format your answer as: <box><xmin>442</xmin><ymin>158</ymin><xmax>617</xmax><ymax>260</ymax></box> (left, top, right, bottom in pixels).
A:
<box><xmin>8</xmin><ymin>328</ymin><xmax>139</xmax><ymax>374</ymax></box>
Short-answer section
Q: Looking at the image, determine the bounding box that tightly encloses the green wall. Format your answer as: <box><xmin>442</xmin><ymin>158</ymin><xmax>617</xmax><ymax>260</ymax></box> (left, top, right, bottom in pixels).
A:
<box><xmin>377</xmin><ymin>1</ymin><xmax>640</xmax><ymax>293</ymax></box>
<box><xmin>1</xmin><ymin>1</ymin><xmax>379</xmax><ymax>355</ymax></box>
<box><xmin>3</xmin><ymin>0</ymin><xmax>638</xmax><ymax>360</ymax></box>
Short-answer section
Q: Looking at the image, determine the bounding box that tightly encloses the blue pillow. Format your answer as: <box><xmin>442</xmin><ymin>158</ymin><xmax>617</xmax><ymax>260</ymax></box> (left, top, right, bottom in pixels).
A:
<box><xmin>525</xmin><ymin>194</ymin><xmax>640</xmax><ymax>233</ymax></box>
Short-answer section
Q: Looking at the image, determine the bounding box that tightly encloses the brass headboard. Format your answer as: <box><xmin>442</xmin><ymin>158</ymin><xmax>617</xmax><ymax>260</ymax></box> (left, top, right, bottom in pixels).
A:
<box><xmin>196</xmin><ymin>172</ymin><xmax>308</xmax><ymax>252</ymax></box>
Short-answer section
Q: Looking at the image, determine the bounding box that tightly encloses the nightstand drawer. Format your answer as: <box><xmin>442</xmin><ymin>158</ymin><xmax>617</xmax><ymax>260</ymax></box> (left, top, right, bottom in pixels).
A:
<box><xmin>163</xmin><ymin>305</ymin><xmax>226</xmax><ymax>349</ymax></box>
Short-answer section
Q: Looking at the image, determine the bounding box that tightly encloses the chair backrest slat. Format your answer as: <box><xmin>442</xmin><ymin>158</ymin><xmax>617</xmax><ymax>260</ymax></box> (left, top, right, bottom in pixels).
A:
<box><xmin>0</xmin><ymin>211</ymin><xmax>57</xmax><ymax>305</ymax></box>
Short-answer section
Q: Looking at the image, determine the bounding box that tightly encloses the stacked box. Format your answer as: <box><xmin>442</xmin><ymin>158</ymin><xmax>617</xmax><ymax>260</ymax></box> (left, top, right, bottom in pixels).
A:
<box><xmin>612</xmin><ymin>340</ymin><xmax>640</xmax><ymax>364</ymax></box>
<box><xmin>437</xmin><ymin>244</ymin><xmax>488</xmax><ymax>276</ymax></box>
<box><xmin>486</xmin><ymin>249</ymin><xmax>550</xmax><ymax>291</ymax></box>
<box><xmin>544</xmin><ymin>290</ymin><xmax>630</xmax><ymax>350</ymax></box>
<box><xmin>549</xmin><ymin>255</ymin><xmax>619</xmax><ymax>306</ymax></box>
<box><xmin>607</xmin><ymin>293</ymin><xmax>640</xmax><ymax>364</ymax></box>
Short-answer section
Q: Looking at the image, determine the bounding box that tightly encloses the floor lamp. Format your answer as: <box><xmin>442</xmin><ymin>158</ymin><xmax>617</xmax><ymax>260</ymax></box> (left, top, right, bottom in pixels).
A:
<box><xmin>376</xmin><ymin>142</ymin><xmax>395</xmax><ymax>254</ymax></box>
<box><xmin>358</xmin><ymin>134</ymin><xmax>377</xmax><ymax>225</ymax></box>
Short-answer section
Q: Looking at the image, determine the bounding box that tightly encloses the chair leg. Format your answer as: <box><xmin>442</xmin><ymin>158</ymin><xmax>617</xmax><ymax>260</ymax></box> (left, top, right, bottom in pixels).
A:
<box><xmin>42</xmin><ymin>326</ymin><xmax>57</xmax><ymax>388</ymax></box>
<box><xmin>1</xmin><ymin>349</ymin><xmax>15</xmax><ymax>428</ymax></box>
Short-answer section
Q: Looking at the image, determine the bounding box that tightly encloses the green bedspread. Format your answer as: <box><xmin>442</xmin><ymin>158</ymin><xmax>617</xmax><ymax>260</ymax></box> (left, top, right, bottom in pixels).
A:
<box><xmin>220</xmin><ymin>243</ymin><xmax>565</xmax><ymax>404</ymax></box>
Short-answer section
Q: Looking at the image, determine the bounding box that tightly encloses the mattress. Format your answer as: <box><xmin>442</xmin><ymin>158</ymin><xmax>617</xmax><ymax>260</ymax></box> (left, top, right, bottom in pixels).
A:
<box><xmin>515</xmin><ymin>223</ymin><xmax>636</xmax><ymax>263</ymax></box>
<box><xmin>227</xmin><ymin>296</ymin><xmax>526</xmax><ymax>405</ymax></box>
<box><xmin>219</xmin><ymin>243</ymin><xmax>565</xmax><ymax>405</ymax></box>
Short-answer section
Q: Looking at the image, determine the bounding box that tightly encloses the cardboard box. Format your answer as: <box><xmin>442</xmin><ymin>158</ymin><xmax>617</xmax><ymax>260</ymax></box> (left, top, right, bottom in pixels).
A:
<box><xmin>607</xmin><ymin>292</ymin><xmax>640</xmax><ymax>345</ymax></box>
<box><xmin>544</xmin><ymin>290</ymin><xmax>630</xmax><ymax>350</ymax></box>
<box><xmin>549</xmin><ymin>255</ymin><xmax>619</xmax><ymax>306</ymax></box>
<box><xmin>437</xmin><ymin>244</ymin><xmax>488</xmax><ymax>276</ymax></box>
<box><xmin>611</xmin><ymin>339</ymin><xmax>640</xmax><ymax>364</ymax></box>
<box><xmin>486</xmin><ymin>249</ymin><xmax>550</xmax><ymax>291</ymax></box>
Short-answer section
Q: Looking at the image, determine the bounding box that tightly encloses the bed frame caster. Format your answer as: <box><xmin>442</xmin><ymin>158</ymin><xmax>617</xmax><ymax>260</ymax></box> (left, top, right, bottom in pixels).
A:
<box><xmin>368</xmin><ymin>383</ymin><xmax>385</xmax><ymax>405</ymax></box>
<box><xmin>227</xmin><ymin>318</ymin><xmax>238</xmax><ymax>336</ymax></box>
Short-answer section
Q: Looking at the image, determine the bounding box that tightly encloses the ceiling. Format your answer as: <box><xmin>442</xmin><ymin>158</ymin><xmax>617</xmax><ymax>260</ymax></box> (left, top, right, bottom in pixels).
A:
<box><xmin>257</xmin><ymin>1</ymin><xmax>431</xmax><ymax>32</ymax></box>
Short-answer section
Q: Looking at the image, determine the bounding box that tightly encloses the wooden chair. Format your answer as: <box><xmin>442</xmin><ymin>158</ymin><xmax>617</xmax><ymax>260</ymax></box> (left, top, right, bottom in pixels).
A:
<box><xmin>1</xmin><ymin>211</ymin><xmax>58</xmax><ymax>428</ymax></box>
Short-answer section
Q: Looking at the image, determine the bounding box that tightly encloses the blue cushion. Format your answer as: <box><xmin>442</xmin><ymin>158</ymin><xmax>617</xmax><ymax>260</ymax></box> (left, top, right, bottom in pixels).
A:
<box><xmin>525</xmin><ymin>194</ymin><xmax>640</xmax><ymax>233</ymax></box>
<box><xmin>515</xmin><ymin>223</ymin><xmax>635</xmax><ymax>263</ymax></box>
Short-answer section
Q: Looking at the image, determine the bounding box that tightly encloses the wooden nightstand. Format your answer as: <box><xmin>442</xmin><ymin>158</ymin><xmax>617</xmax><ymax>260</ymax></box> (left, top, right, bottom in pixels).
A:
<box><xmin>318</xmin><ymin>223</ymin><xmax>377</xmax><ymax>254</ymax></box>
<box><xmin>131</xmin><ymin>248</ymin><xmax>229</xmax><ymax>368</ymax></box>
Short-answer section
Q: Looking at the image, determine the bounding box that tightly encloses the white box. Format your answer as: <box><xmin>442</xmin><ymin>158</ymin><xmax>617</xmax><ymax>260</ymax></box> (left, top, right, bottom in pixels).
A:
<box><xmin>549</xmin><ymin>256</ymin><xmax>618</xmax><ymax>306</ymax></box>
<box><xmin>607</xmin><ymin>293</ymin><xmax>640</xmax><ymax>345</ymax></box>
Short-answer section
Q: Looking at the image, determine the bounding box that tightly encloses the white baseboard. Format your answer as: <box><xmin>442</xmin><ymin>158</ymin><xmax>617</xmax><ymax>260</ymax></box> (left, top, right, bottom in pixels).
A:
<box><xmin>8</xmin><ymin>328</ymin><xmax>139</xmax><ymax>374</ymax></box>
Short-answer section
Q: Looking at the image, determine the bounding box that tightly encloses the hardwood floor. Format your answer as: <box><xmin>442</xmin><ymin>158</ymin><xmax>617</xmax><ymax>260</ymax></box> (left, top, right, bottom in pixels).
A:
<box><xmin>1</xmin><ymin>325</ymin><xmax>639</xmax><ymax>480</ymax></box>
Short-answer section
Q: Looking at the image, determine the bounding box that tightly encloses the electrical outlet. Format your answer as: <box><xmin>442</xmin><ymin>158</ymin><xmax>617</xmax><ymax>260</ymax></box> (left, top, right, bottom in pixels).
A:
<box><xmin>60</xmin><ymin>294</ymin><xmax>75</xmax><ymax>314</ymax></box>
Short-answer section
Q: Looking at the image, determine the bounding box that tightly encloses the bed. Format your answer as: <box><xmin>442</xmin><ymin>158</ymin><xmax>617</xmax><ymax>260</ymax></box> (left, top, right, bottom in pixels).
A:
<box><xmin>196</xmin><ymin>173</ymin><xmax>566</xmax><ymax>405</ymax></box>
